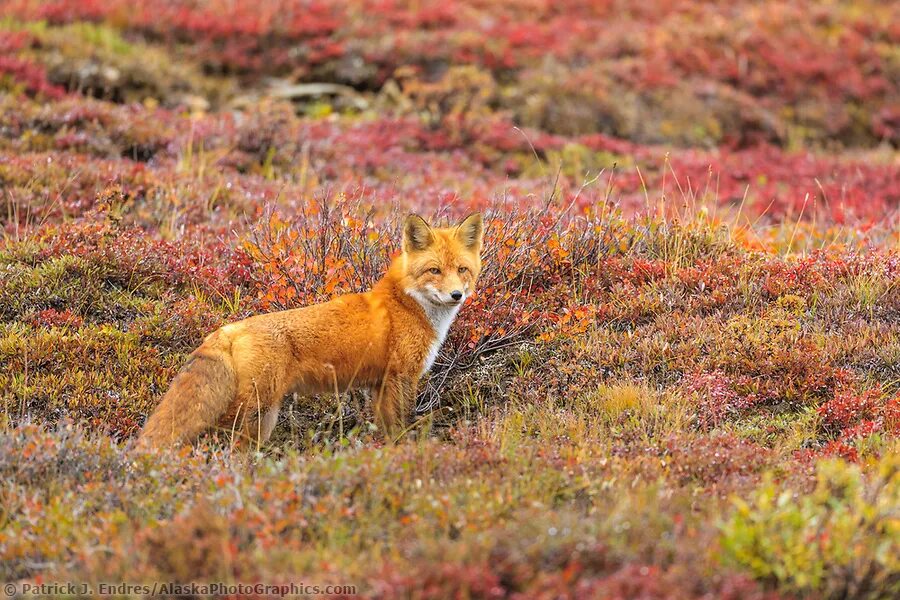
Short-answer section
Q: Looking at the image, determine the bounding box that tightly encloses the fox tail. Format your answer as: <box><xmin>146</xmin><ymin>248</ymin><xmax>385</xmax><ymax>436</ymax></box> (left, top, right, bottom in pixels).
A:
<box><xmin>137</xmin><ymin>336</ymin><xmax>236</xmax><ymax>449</ymax></box>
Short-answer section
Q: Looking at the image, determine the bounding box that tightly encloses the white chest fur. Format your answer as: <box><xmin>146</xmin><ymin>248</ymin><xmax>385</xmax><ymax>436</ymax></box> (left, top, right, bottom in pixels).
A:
<box><xmin>408</xmin><ymin>290</ymin><xmax>461</xmax><ymax>374</ymax></box>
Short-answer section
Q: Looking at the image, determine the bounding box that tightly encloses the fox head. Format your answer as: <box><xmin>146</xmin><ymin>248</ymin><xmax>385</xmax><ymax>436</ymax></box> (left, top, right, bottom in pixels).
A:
<box><xmin>400</xmin><ymin>212</ymin><xmax>484</xmax><ymax>308</ymax></box>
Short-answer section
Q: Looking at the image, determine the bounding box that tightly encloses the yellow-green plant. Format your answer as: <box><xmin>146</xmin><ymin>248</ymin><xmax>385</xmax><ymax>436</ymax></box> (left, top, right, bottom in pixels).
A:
<box><xmin>720</xmin><ymin>454</ymin><xmax>900</xmax><ymax>598</ymax></box>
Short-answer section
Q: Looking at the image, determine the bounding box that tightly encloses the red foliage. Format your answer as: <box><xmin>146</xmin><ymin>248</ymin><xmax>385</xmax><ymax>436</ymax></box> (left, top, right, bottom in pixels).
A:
<box><xmin>26</xmin><ymin>307</ymin><xmax>84</xmax><ymax>329</ymax></box>
<box><xmin>370</xmin><ymin>560</ymin><xmax>505</xmax><ymax>599</ymax></box>
<box><xmin>369</xmin><ymin>552</ymin><xmax>783</xmax><ymax>600</ymax></box>
<box><xmin>582</xmin><ymin>140</ymin><xmax>900</xmax><ymax>225</ymax></box>
<box><xmin>817</xmin><ymin>387</ymin><xmax>900</xmax><ymax>444</ymax></box>
<box><xmin>792</xmin><ymin>388</ymin><xmax>899</xmax><ymax>463</ymax></box>
<box><xmin>881</xmin><ymin>396</ymin><xmax>900</xmax><ymax>435</ymax></box>
<box><xmin>0</xmin><ymin>32</ymin><xmax>66</xmax><ymax>99</ymax></box>
<box><xmin>36</xmin><ymin>219</ymin><xmax>255</xmax><ymax>298</ymax></box>
<box><xmin>683</xmin><ymin>371</ymin><xmax>758</xmax><ymax>428</ymax></box>
<box><xmin>664</xmin><ymin>433</ymin><xmax>772</xmax><ymax>491</ymax></box>
<box><xmin>3</xmin><ymin>0</ymin><xmax>897</xmax><ymax>144</ymax></box>
<box><xmin>3</xmin><ymin>95</ymin><xmax>899</xmax><ymax>229</ymax></box>
<box><xmin>817</xmin><ymin>388</ymin><xmax>882</xmax><ymax>434</ymax></box>
<box><xmin>821</xmin><ymin>440</ymin><xmax>860</xmax><ymax>463</ymax></box>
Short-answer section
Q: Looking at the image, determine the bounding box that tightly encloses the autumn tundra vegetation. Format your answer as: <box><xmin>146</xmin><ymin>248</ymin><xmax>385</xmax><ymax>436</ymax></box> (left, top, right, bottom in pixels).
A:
<box><xmin>0</xmin><ymin>0</ymin><xmax>898</xmax><ymax>597</ymax></box>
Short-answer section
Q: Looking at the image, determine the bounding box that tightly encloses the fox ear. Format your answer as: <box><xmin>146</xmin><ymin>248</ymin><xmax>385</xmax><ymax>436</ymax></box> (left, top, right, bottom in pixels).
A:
<box><xmin>455</xmin><ymin>212</ymin><xmax>483</xmax><ymax>252</ymax></box>
<box><xmin>403</xmin><ymin>214</ymin><xmax>434</xmax><ymax>253</ymax></box>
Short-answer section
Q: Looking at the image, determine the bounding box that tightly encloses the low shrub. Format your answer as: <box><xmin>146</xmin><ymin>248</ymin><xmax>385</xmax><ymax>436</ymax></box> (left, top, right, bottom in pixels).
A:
<box><xmin>720</xmin><ymin>454</ymin><xmax>900</xmax><ymax>598</ymax></box>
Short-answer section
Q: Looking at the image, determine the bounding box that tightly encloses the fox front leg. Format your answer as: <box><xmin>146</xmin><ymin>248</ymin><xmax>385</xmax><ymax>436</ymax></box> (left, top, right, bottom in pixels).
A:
<box><xmin>373</xmin><ymin>373</ymin><xmax>417</xmax><ymax>440</ymax></box>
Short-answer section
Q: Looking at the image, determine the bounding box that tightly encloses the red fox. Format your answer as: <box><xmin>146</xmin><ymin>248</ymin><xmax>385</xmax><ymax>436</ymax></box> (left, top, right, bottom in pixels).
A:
<box><xmin>138</xmin><ymin>213</ymin><xmax>483</xmax><ymax>449</ymax></box>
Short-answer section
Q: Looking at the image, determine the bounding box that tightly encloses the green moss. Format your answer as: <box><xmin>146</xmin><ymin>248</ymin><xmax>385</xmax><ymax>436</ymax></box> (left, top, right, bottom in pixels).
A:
<box><xmin>64</xmin><ymin>22</ymin><xmax>136</xmax><ymax>56</ymax></box>
<box><xmin>0</xmin><ymin>254</ymin><xmax>166</xmax><ymax>324</ymax></box>
<box><xmin>0</xmin><ymin>322</ymin><xmax>183</xmax><ymax>436</ymax></box>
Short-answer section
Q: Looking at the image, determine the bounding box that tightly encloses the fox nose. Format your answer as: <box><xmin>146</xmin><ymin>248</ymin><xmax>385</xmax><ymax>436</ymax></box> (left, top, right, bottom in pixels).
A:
<box><xmin>450</xmin><ymin>290</ymin><xmax>463</xmax><ymax>301</ymax></box>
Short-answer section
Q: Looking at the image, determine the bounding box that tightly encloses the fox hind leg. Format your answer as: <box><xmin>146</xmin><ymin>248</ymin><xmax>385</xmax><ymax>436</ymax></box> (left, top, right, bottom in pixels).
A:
<box><xmin>259</xmin><ymin>401</ymin><xmax>282</xmax><ymax>443</ymax></box>
<box><xmin>231</xmin><ymin>381</ymin><xmax>283</xmax><ymax>450</ymax></box>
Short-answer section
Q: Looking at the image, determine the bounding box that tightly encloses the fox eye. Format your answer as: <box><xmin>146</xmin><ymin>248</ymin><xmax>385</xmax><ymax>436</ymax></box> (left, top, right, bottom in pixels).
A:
<box><xmin>428</xmin><ymin>267</ymin><xmax>441</xmax><ymax>275</ymax></box>
<box><xmin>458</xmin><ymin>266</ymin><xmax>469</xmax><ymax>274</ymax></box>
